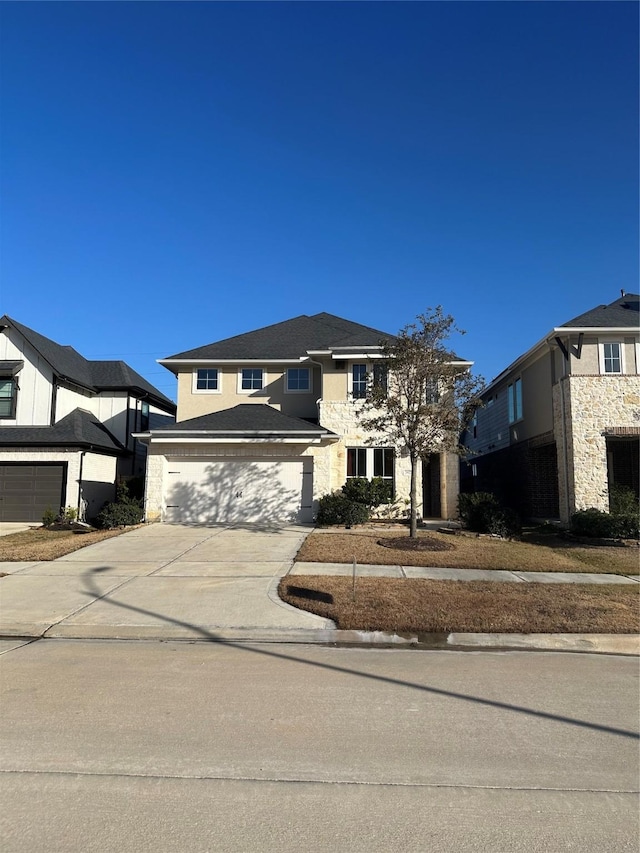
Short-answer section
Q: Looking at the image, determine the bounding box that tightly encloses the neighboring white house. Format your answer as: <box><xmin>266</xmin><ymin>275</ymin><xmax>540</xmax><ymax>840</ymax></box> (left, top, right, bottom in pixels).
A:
<box><xmin>136</xmin><ymin>312</ymin><xmax>469</xmax><ymax>524</ymax></box>
<box><xmin>0</xmin><ymin>316</ymin><xmax>175</xmax><ymax>522</ymax></box>
<box><xmin>462</xmin><ymin>293</ymin><xmax>640</xmax><ymax>523</ymax></box>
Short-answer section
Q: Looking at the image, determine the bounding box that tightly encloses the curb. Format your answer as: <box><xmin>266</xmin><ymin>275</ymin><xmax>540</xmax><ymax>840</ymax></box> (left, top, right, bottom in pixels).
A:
<box><xmin>1</xmin><ymin>626</ymin><xmax>637</xmax><ymax>655</ymax></box>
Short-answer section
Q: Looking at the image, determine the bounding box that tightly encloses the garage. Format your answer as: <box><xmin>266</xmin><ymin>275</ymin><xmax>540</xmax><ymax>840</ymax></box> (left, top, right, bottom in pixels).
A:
<box><xmin>164</xmin><ymin>457</ymin><xmax>313</xmax><ymax>524</ymax></box>
<box><xmin>0</xmin><ymin>463</ymin><xmax>65</xmax><ymax>522</ymax></box>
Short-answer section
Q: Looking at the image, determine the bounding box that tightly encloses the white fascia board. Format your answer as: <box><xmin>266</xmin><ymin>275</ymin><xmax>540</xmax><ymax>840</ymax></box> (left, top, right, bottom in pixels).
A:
<box><xmin>306</xmin><ymin>350</ymin><xmax>332</xmax><ymax>356</ymax></box>
<box><xmin>146</xmin><ymin>436</ymin><xmax>328</xmax><ymax>445</ymax></box>
<box><xmin>158</xmin><ymin>358</ymin><xmax>308</xmax><ymax>365</ymax></box>
<box><xmin>332</xmin><ymin>352</ymin><xmax>385</xmax><ymax>360</ymax></box>
<box><xmin>552</xmin><ymin>326</ymin><xmax>639</xmax><ymax>334</ymax></box>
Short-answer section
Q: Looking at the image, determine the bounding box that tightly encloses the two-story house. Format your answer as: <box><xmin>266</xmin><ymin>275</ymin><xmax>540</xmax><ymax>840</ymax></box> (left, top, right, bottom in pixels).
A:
<box><xmin>137</xmin><ymin>312</ymin><xmax>468</xmax><ymax>524</ymax></box>
<box><xmin>0</xmin><ymin>316</ymin><xmax>176</xmax><ymax>522</ymax></box>
<box><xmin>461</xmin><ymin>293</ymin><xmax>640</xmax><ymax>523</ymax></box>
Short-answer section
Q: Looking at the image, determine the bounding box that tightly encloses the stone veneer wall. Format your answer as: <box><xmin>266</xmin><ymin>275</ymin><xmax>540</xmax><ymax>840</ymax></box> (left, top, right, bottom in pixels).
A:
<box><xmin>318</xmin><ymin>400</ymin><xmax>418</xmax><ymax>515</ymax></box>
<box><xmin>553</xmin><ymin>375</ymin><xmax>640</xmax><ymax>522</ymax></box>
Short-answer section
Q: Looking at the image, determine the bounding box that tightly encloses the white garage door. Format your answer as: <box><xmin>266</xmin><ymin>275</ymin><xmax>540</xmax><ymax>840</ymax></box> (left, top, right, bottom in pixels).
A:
<box><xmin>164</xmin><ymin>457</ymin><xmax>313</xmax><ymax>524</ymax></box>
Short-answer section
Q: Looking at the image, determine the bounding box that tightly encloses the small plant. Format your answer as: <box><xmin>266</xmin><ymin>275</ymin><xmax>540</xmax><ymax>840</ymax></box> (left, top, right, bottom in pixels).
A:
<box><xmin>62</xmin><ymin>506</ymin><xmax>77</xmax><ymax>522</ymax></box>
<box><xmin>42</xmin><ymin>506</ymin><xmax>57</xmax><ymax>527</ymax></box>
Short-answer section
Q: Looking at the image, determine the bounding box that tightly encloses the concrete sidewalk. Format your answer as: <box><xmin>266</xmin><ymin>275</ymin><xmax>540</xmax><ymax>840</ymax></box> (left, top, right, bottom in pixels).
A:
<box><xmin>0</xmin><ymin>523</ymin><xmax>638</xmax><ymax>653</ymax></box>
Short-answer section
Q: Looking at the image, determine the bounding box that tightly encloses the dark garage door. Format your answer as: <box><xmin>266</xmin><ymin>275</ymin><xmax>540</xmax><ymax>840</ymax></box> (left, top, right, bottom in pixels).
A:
<box><xmin>0</xmin><ymin>464</ymin><xmax>65</xmax><ymax>522</ymax></box>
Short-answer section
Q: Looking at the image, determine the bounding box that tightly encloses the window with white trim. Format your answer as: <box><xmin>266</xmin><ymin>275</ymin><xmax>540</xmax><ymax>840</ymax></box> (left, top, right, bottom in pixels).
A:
<box><xmin>240</xmin><ymin>368</ymin><xmax>264</xmax><ymax>390</ymax></box>
<box><xmin>346</xmin><ymin>447</ymin><xmax>395</xmax><ymax>496</ymax></box>
<box><xmin>286</xmin><ymin>367</ymin><xmax>311</xmax><ymax>392</ymax></box>
<box><xmin>195</xmin><ymin>368</ymin><xmax>219</xmax><ymax>391</ymax></box>
<box><xmin>0</xmin><ymin>378</ymin><xmax>17</xmax><ymax>419</ymax></box>
<box><xmin>352</xmin><ymin>364</ymin><xmax>367</xmax><ymax>399</ymax></box>
<box><xmin>600</xmin><ymin>342</ymin><xmax>623</xmax><ymax>374</ymax></box>
<box><xmin>508</xmin><ymin>378</ymin><xmax>522</xmax><ymax>424</ymax></box>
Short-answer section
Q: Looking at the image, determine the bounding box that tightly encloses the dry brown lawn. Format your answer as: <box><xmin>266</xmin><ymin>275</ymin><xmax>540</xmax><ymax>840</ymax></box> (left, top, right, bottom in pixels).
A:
<box><xmin>278</xmin><ymin>576</ymin><xmax>640</xmax><ymax>634</ymax></box>
<box><xmin>296</xmin><ymin>528</ymin><xmax>639</xmax><ymax>575</ymax></box>
<box><xmin>0</xmin><ymin>526</ymin><xmax>141</xmax><ymax>561</ymax></box>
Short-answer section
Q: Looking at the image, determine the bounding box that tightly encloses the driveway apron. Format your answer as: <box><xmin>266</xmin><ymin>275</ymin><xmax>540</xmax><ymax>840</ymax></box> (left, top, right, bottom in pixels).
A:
<box><xmin>0</xmin><ymin>524</ymin><xmax>333</xmax><ymax>639</ymax></box>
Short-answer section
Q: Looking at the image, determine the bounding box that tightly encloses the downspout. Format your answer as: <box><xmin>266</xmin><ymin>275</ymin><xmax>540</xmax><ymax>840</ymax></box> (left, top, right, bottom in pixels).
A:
<box><xmin>77</xmin><ymin>449</ymin><xmax>87</xmax><ymax>520</ymax></box>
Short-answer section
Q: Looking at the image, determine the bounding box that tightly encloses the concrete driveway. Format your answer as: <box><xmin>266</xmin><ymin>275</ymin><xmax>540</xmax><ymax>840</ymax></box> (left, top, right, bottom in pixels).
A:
<box><xmin>0</xmin><ymin>523</ymin><xmax>334</xmax><ymax>640</ymax></box>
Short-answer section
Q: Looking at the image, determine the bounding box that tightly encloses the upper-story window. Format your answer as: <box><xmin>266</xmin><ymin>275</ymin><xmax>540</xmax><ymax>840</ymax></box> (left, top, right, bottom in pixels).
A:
<box><xmin>241</xmin><ymin>368</ymin><xmax>264</xmax><ymax>391</ymax></box>
<box><xmin>600</xmin><ymin>342</ymin><xmax>623</xmax><ymax>374</ymax></box>
<box><xmin>372</xmin><ymin>363</ymin><xmax>388</xmax><ymax>395</ymax></box>
<box><xmin>425</xmin><ymin>378</ymin><xmax>440</xmax><ymax>404</ymax></box>
<box><xmin>195</xmin><ymin>368</ymin><xmax>219</xmax><ymax>391</ymax></box>
<box><xmin>508</xmin><ymin>378</ymin><xmax>522</xmax><ymax>424</ymax></box>
<box><xmin>140</xmin><ymin>401</ymin><xmax>150</xmax><ymax>431</ymax></box>
<box><xmin>286</xmin><ymin>367</ymin><xmax>310</xmax><ymax>392</ymax></box>
<box><xmin>352</xmin><ymin>364</ymin><xmax>367</xmax><ymax>399</ymax></box>
<box><xmin>0</xmin><ymin>378</ymin><xmax>17</xmax><ymax>419</ymax></box>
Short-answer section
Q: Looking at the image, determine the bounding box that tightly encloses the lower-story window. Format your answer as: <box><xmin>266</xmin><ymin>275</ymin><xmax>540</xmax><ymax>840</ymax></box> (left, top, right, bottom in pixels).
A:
<box><xmin>346</xmin><ymin>447</ymin><xmax>395</xmax><ymax>496</ymax></box>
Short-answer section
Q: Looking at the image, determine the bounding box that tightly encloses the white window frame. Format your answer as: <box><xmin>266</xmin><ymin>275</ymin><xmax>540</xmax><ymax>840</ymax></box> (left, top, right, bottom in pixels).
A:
<box><xmin>192</xmin><ymin>367</ymin><xmax>221</xmax><ymax>394</ymax></box>
<box><xmin>598</xmin><ymin>341</ymin><xmax>625</xmax><ymax>375</ymax></box>
<box><xmin>285</xmin><ymin>366</ymin><xmax>312</xmax><ymax>394</ymax></box>
<box><xmin>238</xmin><ymin>367</ymin><xmax>265</xmax><ymax>393</ymax></box>
<box><xmin>350</xmin><ymin>363</ymin><xmax>368</xmax><ymax>400</ymax></box>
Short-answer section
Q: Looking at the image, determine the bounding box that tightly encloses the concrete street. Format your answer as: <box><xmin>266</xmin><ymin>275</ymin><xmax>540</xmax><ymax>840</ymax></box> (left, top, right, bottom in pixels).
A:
<box><xmin>1</xmin><ymin>639</ymin><xmax>638</xmax><ymax>852</ymax></box>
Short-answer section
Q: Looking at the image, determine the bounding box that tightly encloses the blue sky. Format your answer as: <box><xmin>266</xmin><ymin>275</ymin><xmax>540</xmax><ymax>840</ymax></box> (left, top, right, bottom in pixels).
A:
<box><xmin>1</xmin><ymin>2</ymin><xmax>637</xmax><ymax>400</ymax></box>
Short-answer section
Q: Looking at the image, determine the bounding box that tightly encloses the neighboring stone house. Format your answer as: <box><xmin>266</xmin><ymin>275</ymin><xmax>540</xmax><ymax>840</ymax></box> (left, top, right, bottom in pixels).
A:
<box><xmin>461</xmin><ymin>293</ymin><xmax>640</xmax><ymax>523</ymax></box>
<box><xmin>0</xmin><ymin>316</ymin><xmax>176</xmax><ymax>522</ymax></box>
<box><xmin>136</xmin><ymin>313</ymin><xmax>470</xmax><ymax>524</ymax></box>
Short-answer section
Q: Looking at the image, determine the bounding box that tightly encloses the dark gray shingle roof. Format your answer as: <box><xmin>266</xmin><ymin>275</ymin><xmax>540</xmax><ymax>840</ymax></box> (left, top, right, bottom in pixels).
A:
<box><xmin>164</xmin><ymin>313</ymin><xmax>394</xmax><ymax>361</ymax></box>
<box><xmin>0</xmin><ymin>408</ymin><xmax>125</xmax><ymax>452</ymax></box>
<box><xmin>560</xmin><ymin>294</ymin><xmax>640</xmax><ymax>328</ymax></box>
<box><xmin>150</xmin><ymin>404</ymin><xmax>337</xmax><ymax>437</ymax></box>
<box><xmin>0</xmin><ymin>316</ymin><xmax>174</xmax><ymax>409</ymax></box>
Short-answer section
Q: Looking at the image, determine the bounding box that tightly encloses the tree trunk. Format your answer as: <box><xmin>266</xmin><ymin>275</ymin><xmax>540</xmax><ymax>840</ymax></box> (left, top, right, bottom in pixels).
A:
<box><xmin>409</xmin><ymin>454</ymin><xmax>418</xmax><ymax>538</ymax></box>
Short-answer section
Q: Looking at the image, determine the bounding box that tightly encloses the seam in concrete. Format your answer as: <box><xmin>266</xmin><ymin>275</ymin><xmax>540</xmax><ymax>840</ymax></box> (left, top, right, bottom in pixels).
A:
<box><xmin>1</xmin><ymin>769</ymin><xmax>637</xmax><ymax>794</ymax></box>
<box><xmin>41</xmin><ymin>576</ymin><xmax>136</xmax><ymax>638</ymax></box>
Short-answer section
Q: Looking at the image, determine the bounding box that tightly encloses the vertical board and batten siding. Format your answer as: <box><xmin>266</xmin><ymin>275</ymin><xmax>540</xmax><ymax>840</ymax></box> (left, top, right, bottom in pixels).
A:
<box><xmin>0</xmin><ymin>326</ymin><xmax>53</xmax><ymax>425</ymax></box>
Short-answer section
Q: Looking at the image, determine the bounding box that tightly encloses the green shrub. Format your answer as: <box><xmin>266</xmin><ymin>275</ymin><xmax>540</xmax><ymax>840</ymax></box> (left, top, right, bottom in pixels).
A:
<box><xmin>316</xmin><ymin>492</ymin><xmax>370</xmax><ymax>527</ymax></box>
<box><xmin>609</xmin><ymin>485</ymin><xmax>639</xmax><ymax>517</ymax></box>
<box><xmin>486</xmin><ymin>506</ymin><xmax>522</xmax><ymax>539</ymax></box>
<box><xmin>42</xmin><ymin>506</ymin><xmax>57</xmax><ymax>527</ymax></box>
<box><xmin>458</xmin><ymin>492</ymin><xmax>521</xmax><ymax>538</ymax></box>
<box><xmin>571</xmin><ymin>508</ymin><xmax>639</xmax><ymax>539</ymax></box>
<box><xmin>458</xmin><ymin>492</ymin><xmax>499</xmax><ymax>532</ymax></box>
<box><xmin>341</xmin><ymin>477</ymin><xmax>393</xmax><ymax>509</ymax></box>
<box><xmin>95</xmin><ymin>501</ymin><xmax>144</xmax><ymax>529</ymax></box>
<box><xmin>95</xmin><ymin>480</ymin><xmax>144</xmax><ymax>529</ymax></box>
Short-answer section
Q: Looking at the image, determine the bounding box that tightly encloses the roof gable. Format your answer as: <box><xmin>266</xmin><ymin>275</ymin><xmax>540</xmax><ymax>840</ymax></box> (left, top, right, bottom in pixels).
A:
<box><xmin>163</xmin><ymin>313</ymin><xmax>394</xmax><ymax>361</ymax></box>
<box><xmin>0</xmin><ymin>315</ymin><xmax>174</xmax><ymax>409</ymax></box>
<box><xmin>154</xmin><ymin>404</ymin><xmax>336</xmax><ymax>436</ymax></box>
<box><xmin>0</xmin><ymin>407</ymin><xmax>125</xmax><ymax>452</ymax></box>
<box><xmin>560</xmin><ymin>293</ymin><xmax>640</xmax><ymax>329</ymax></box>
